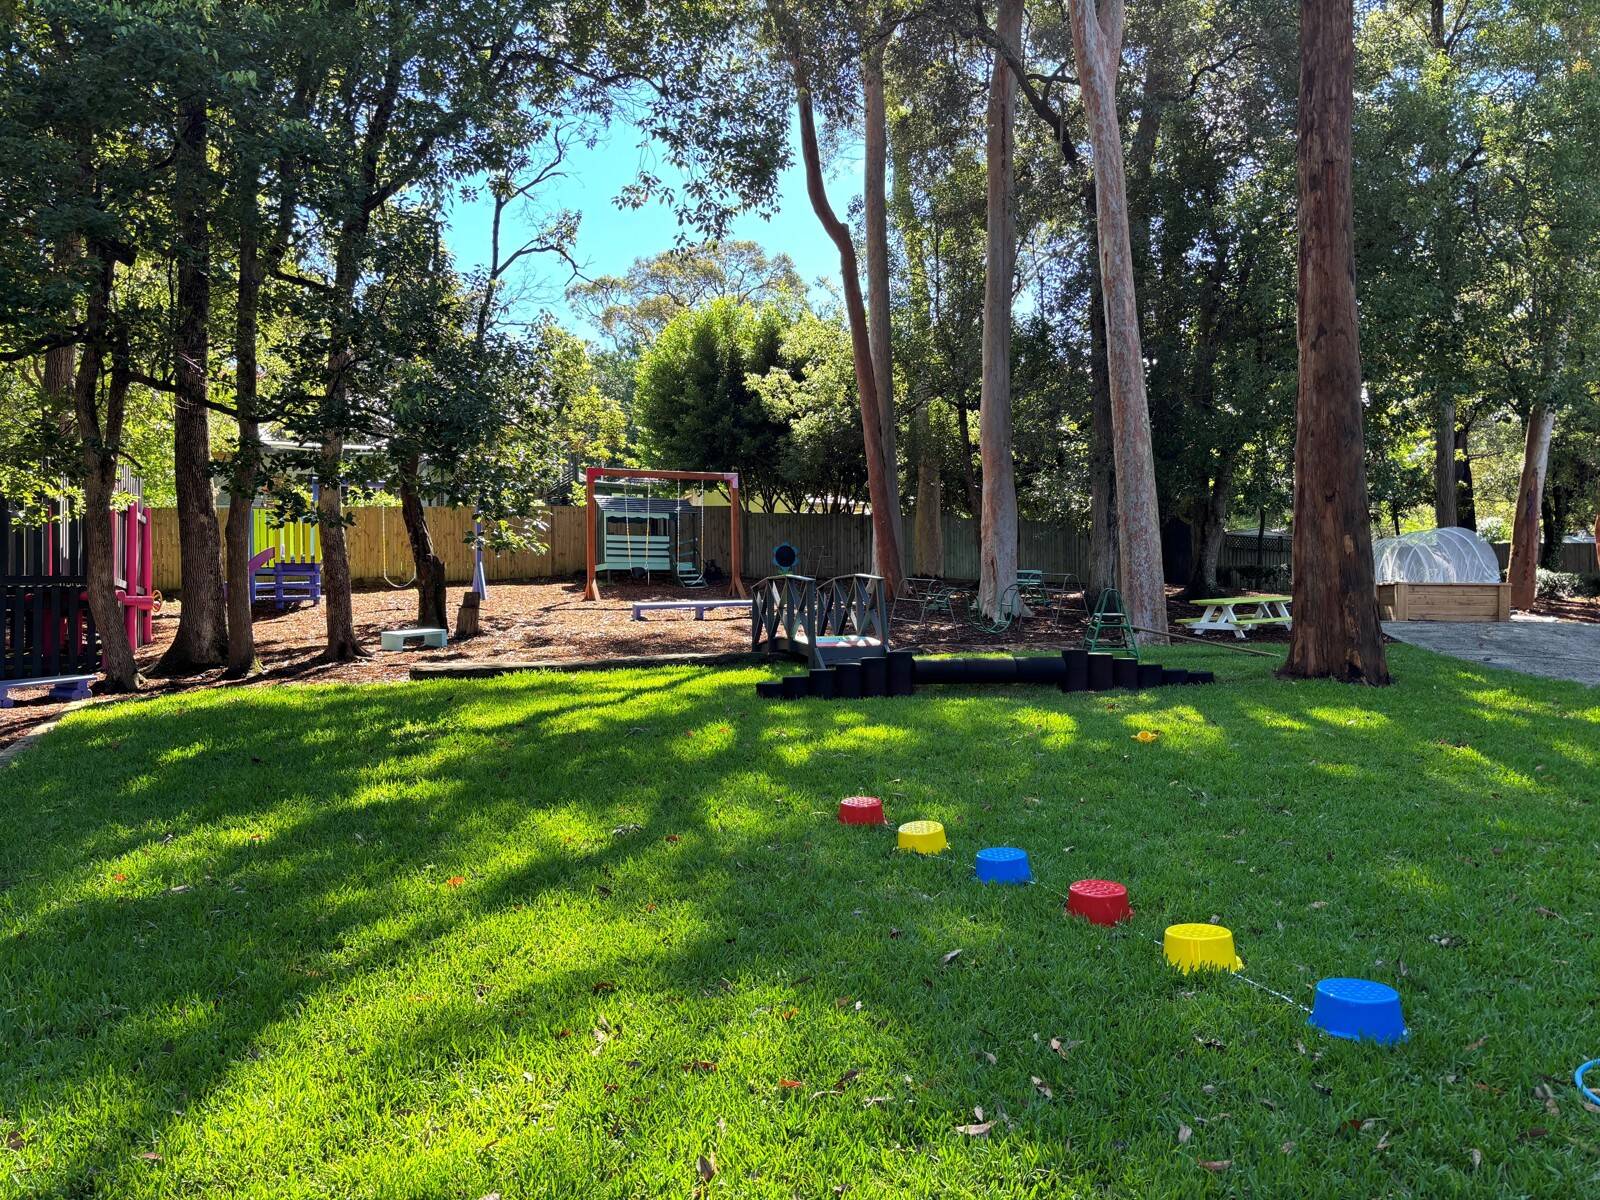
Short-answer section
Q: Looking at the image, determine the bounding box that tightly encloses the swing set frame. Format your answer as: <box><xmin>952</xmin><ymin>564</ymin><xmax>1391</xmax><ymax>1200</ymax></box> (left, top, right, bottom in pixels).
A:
<box><xmin>583</xmin><ymin>467</ymin><xmax>744</xmax><ymax>601</ymax></box>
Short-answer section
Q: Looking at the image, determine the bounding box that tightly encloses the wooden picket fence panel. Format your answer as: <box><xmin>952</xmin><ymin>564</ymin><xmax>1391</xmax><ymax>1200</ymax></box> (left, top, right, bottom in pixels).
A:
<box><xmin>153</xmin><ymin>505</ymin><xmax>1574</xmax><ymax>595</ymax></box>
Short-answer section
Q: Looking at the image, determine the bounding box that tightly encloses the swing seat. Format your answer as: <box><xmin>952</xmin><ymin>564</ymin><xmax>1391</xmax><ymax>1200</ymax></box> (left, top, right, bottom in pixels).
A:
<box><xmin>598</xmin><ymin>533</ymin><xmax>673</xmax><ymax>576</ymax></box>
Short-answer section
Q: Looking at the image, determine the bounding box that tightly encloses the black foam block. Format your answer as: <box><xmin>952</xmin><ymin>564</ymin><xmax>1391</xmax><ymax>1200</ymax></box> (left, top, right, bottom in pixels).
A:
<box><xmin>1160</xmin><ymin>668</ymin><xmax>1188</xmax><ymax>686</ymax></box>
<box><xmin>1087</xmin><ymin>653</ymin><xmax>1115</xmax><ymax>691</ymax></box>
<box><xmin>1136</xmin><ymin>663</ymin><xmax>1163</xmax><ymax>689</ymax></box>
<box><xmin>780</xmin><ymin>674</ymin><xmax>809</xmax><ymax>699</ymax></box>
<box><xmin>1186</xmin><ymin>670</ymin><xmax>1216</xmax><ymax>685</ymax></box>
<box><xmin>860</xmin><ymin>656</ymin><xmax>887</xmax><ymax>697</ymax></box>
<box><xmin>755</xmin><ymin>680</ymin><xmax>784</xmax><ymax>699</ymax></box>
<box><xmin>886</xmin><ymin>650</ymin><xmax>916</xmax><ymax>696</ymax></box>
<box><xmin>1061</xmin><ymin>649</ymin><xmax>1089</xmax><ymax>692</ymax></box>
<box><xmin>1013</xmin><ymin>655</ymin><xmax>1064</xmax><ymax>684</ymax></box>
<box><xmin>809</xmin><ymin>668</ymin><xmax>836</xmax><ymax>699</ymax></box>
<box><xmin>1113</xmin><ymin>658</ymin><xmax>1139</xmax><ymax>689</ymax></box>
<box><xmin>834</xmin><ymin>661</ymin><xmax>863</xmax><ymax>699</ymax></box>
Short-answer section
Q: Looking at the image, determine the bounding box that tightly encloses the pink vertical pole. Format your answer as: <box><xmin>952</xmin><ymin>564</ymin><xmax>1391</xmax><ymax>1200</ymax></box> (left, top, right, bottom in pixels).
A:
<box><xmin>137</xmin><ymin>503</ymin><xmax>153</xmax><ymax>645</ymax></box>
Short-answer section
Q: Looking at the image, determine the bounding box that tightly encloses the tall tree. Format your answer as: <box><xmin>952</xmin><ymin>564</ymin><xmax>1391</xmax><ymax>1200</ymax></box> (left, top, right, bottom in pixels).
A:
<box><xmin>1069</xmin><ymin>0</ymin><xmax>1167</xmax><ymax>640</ymax></box>
<box><xmin>863</xmin><ymin>31</ymin><xmax>904</xmax><ymax>566</ymax></box>
<box><xmin>977</xmin><ymin>0</ymin><xmax>1022</xmax><ymax>619</ymax></box>
<box><xmin>773</xmin><ymin>3</ymin><xmax>904</xmax><ymax>593</ymax></box>
<box><xmin>1281</xmin><ymin>0</ymin><xmax>1389</xmax><ymax>684</ymax></box>
<box><xmin>158</xmin><ymin>71</ymin><xmax>230</xmax><ymax>672</ymax></box>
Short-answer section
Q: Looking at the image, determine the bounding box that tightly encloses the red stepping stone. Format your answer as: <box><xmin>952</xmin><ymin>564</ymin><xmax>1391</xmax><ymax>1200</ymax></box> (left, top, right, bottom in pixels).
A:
<box><xmin>838</xmin><ymin>796</ymin><xmax>885</xmax><ymax>825</ymax></box>
<box><xmin>1066</xmin><ymin>879</ymin><xmax>1132</xmax><ymax>926</ymax></box>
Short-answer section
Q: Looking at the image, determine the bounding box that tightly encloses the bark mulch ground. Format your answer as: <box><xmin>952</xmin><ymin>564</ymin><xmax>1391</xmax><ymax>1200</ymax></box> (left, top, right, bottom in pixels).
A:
<box><xmin>3</xmin><ymin>578</ymin><xmax>1592</xmax><ymax>751</ymax></box>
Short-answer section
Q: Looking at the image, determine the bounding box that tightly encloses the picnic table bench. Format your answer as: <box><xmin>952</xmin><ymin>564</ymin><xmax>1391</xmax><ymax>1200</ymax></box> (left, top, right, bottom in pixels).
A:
<box><xmin>0</xmin><ymin>673</ymin><xmax>95</xmax><ymax>708</ymax></box>
<box><xmin>1177</xmin><ymin>594</ymin><xmax>1292</xmax><ymax>639</ymax></box>
<box><xmin>631</xmin><ymin>599</ymin><xmax>752</xmax><ymax>622</ymax></box>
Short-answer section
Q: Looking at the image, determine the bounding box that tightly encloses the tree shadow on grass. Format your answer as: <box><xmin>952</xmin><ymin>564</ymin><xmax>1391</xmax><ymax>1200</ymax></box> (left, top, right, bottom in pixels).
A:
<box><xmin>1</xmin><ymin>646</ymin><xmax>1597</xmax><ymax>1194</ymax></box>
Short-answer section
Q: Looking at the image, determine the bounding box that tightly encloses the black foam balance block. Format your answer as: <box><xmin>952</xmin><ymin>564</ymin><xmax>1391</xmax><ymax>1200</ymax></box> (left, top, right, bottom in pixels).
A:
<box><xmin>886</xmin><ymin>650</ymin><xmax>916</xmax><ymax>696</ymax></box>
<box><xmin>1136</xmin><ymin>663</ymin><xmax>1163</xmax><ymax>689</ymax></box>
<box><xmin>1113</xmin><ymin>657</ymin><xmax>1139</xmax><ymax>689</ymax></box>
<box><xmin>834</xmin><ymin>661</ymin><xmax>863</xmax><ymax>699</ymax></box>
<box><xmin>1086</xmin><ymin>653</ymin><xmax>1115</xmax><ymax>690</ymax></box>
<box><xmin>755</xmin><ymin>680</ymin><xmax>784</xmax><ymax>699</ymax></box>
<box><xmin>1061</xmin><ymin>649</ymin><xmax>1089</xmax><ymax>692</ymax></box>
<box><xmin>860</xmin><ymin>656</ymin><xmax>888</xmax><ymax>697</ymax></box>
<box><xmin>809</xmin><ymin>668</ymin><xmax>836</xmax><ymax>699</ymax></box>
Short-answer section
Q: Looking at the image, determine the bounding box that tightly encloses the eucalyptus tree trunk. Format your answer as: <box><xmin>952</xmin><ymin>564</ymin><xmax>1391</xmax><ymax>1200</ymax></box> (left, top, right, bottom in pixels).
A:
<box><xmin>160</xmin><ymin>90</ymin><xmax>229</xmax><ymax>673</ymax></box>
<box><xmin>1507</xmin><ymin>404</ymin><xmax>1556</xmax><ymax>609</ymax></box>
<box><xmin>1281</xmin><ymin>0</ymin><xmax>1390</xmax><ymax>684</ymax></box>
<box><xmin>792</xmin><ymin>66</ymin><xmax>903</xmax><ymax>595</ymax></box>
<box><xmin>863</xmin><ymin>40</ymin><xmax>903</xmax><ymax>565</ymax></box>
<box><xmin>1434</xmin><ymin>398</ymin><xmax>1458</xmax><ymax>527</ymax></box>
<box><xmin>225</xmin><ymin>153</ymin><xmax>264</xmax><ymax>678</ymax></box>
<box><xmin>1070</xmin><ymin>0</ymin><xmax>1167</xmax><ymax>642</ymax></box>
<box><xmin>72</xmin><ymin>248</ymin><xmax>140</xmax><ymax>691</ymax></box>
<box><xmin>977</xmin><ymin>0</ymin><xmax>1023</xmax><ymax>620</ymax></box>
<box><xmin>912</xmin><ymin>402</ymin><xmax>944</xmax><ymax>576</ymax></box>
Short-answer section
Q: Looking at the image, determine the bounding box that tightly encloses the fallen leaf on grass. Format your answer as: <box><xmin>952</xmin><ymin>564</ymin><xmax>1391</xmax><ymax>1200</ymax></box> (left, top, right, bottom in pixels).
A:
<box><xmin>1467</xmin><ymin>1148</ymin><xmax>1483</xmax><ymax>1172</ymax></box>
<box><xmin>684</xmin><ymin>1060</ymin><xmax>717</xmax><ymax>1073</ymax></box>
<box><xmin>954</xmin><ymin>1120</ymin><xmax>994</xmax><ymax>1137</ymax></box>
<box><xmin>939</xmin><ymin>949</ymin><xmax>963</xmax><ymax>968</ymax></box>
<box><xmin>979</xmin><ymin>1050</ymin><xmax>997</xmax><ymax>1065</ymax></box>
<box><xmin>1197</xmin><ymin>1160</ymin><xmax>1231</xmax><ymax>1173</ymax></box>
<box><xmin>139</xmin><ymin>1152</ymin><xmax>162</xmax><ymax>1162</ymax></box>
<box><xmin>1049</xmin><ymin>1037</ymin><xmax>1083</xmax><ymax>1059</ymax></box>
<box><xmin>5</xmin><ymin>1130</ymin><xmax>24</xmax><ymax>1151</ymax></box>
<box><xmin>446</xmin><ymin>875</ymin><xmax>466</xmax><ymax>888</ymax></box>
<box><xmin>1534</xmin><ymin>906</ymin><xmax>1561</xmax><ymax>920</ymax></box>
<box><xmin>836</xmin><ymin>1068</ymin><xmax>860</xmax><ymax>1089</ymax></box>
<box><xmin>591</xmin><ymin>980</ymin><xmax>615</xmax><ymax>995</ymax></box>
<box><xmin>1030</xmin><ymin>1076</ymin><xmax>1053</xmax><ymax>1100</ymax></box>
<box><xmin>1177</xmin><ymin>1124</ymin><xmax>1192</xmax><ymax>1144</ymax></box>
<box><xmin>696</xmin><ymin>1152</ymin><xmax>718</xmax><ymax>1182</ymax></box>
<box><xmin>112</xmin><ymin>873</ymin><xmax>127</xmax><ymax>882</ymax></box>
<box><xmin>1281</xmin><ymin>1140</ymin><xmax>1296</xmax><ymax>1155</ymax></box>
<box><xmin>1464</xmin><ymin>1035</ymin><xmax>1488</xmax><ymax>1052</ymax></box>
<box><xmin>1517</xmin><ymin>1127</ymin><xmax>1548</xmax><ymax>1143</ymax></box>
<box><xmin>665</xmin><ymin>834</ymin><xmax>682</xmax><ymax>844</ymax></box>
<box><xmin>888</xmin><ymin>928</ymin><xmax>902</xmax><ymax>939</ymax></box>
<box><xmin>1194</xmin><ymin>1035</ymin><xmax>1226</xmax><ymax>1051</ymax></box>
<box><xmin>778</xmin><ymin>1079</ymin><xmax>803</xmax><ymax>1089</ymax></box>
<box><xmin>1309</xmin><ymin>900</ymin><xmax>1328</xmax><ymax>909</ymax></box>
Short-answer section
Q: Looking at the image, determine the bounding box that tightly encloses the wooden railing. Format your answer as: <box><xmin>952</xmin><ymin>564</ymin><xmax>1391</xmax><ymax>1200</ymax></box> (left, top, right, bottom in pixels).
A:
<box><xmin>817</xmin><ymin>574</ymin><xmax>887</xmax><ymax>645</ymax></box>
<box><xmin>751</xmin><ymin>573</ymin><xmax>818</xmax><ymax>665</ymax></box>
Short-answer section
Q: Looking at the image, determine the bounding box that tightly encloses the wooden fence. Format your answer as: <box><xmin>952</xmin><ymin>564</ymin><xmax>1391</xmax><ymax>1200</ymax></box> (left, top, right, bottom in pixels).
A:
<box><xmin>149</xmin><ymin>505</ymin><xmax>1316</xmax><ymax>593</ymax></box>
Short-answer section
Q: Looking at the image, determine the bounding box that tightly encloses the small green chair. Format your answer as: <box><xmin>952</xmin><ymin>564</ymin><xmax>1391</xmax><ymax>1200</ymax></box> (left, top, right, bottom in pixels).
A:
<box><xmin>1085</xmin><ymin>588</ymin><xmax>1140</xmax><ymax>660</ymax></box>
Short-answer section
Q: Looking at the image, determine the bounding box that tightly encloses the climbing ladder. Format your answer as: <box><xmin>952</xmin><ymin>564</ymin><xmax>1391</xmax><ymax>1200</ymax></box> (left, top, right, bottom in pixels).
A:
<box><xmin>1085</xmin><ymin>588</ymin><xmax>1140</xmax><ymax>660</ymax></box>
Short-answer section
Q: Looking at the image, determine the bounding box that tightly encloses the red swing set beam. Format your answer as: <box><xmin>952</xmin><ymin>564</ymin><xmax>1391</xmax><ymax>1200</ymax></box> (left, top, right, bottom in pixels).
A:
<box><xmin>583</xmin><ymin>466</ymin><xmax>744</xmax><ymax>601</ymax></box>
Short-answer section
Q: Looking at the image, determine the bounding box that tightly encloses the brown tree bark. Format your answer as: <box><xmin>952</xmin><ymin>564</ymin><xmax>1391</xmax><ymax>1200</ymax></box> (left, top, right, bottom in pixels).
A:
<box><xmin>1454</xmin><ymin>423</ymin><xmax>1476</xmax><ymax>528</ymax></box>
<box><xmin>1070</xmin><ymin>0</ymin><xmax>1168</xmax><ymax>642</ymax></box>
<box><xmin>159</xmin><ymin>90</ymin><xmax>229</xmax><ymax>673</ymax></box>
<box><xmin>912</xmin><ymin>401</ymin><xmax>944</xmax><ymax>576</ymax></box>
<box><xmin>863</xmin><ymin>40</ymin><xmax>904</xmax><ymax>568</ymax></box>
<box><xmin>978</xmin><ymin>0</ymin><xmax>1024</xmax><ymax>619</ymax></box>
<box><xmin>792</xmin><ymin>67</ymin><xmax>903</xmax><ymax>595</ymax></box>
<box><xmin>1506</xmin><ymin>404</ymin><xmax>1555</xmax><ymax>608</ymax></box>
<box><xmin>1434</xmin><ymin>397</ymin><xmax>1458</xmax><ymax>528</ymax></box>
<box><xmin>1084</xmin><ymin>191</ymin><xmax>1119</xmax><ymax>600</ymax></box>
<box><xmin>400</xmin><ymin>467</ymin><xmax>447</xmax><ymax>629</ymax></box>
<box><xmin>71</xmin><ymin>246</ymin><xmax>140</xmax><ymax>691</ymax></box>
<box><xmin>1187</xmin><ymin>452</ymin><xmax>1238</xmax><ymax>597</ymax></box>
<box><xmin>1281</xmin><ymin>0</ymin><xmax>1390</xmax><ymax>684</ymax></box>
<box><xmin>225</xmin><ymin>153</ymin><xmax>264</xmax><ymax>678</ymax></box>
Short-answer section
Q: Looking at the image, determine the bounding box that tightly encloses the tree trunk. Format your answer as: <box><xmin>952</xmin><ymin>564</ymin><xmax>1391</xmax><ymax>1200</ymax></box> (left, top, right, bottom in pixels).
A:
<box><xmin>977</xmin><ymin>0</ymin><xmax>1024</xmax><ymax>620</ymax></box>
<box><xmin>71</xmin><ymin>249</ymin><xmax>140</xmax><ymax>691</ymax></box>
<box><xmin>400</xmin><ymin>466</ymin><xmax>447</xmax><ymax>629</ymax></box>
<box><xmin>1281</xmin><ymin>0</ymin><xmax>1390</xmax><ymax>684</ymax></box>
<box><xmin>225</xmin><ymin>154</ymin><xmax>264</xmax><ymax>678</ymax></box>
<box><xmin>792</xmin><ymin>68</ymin><xmax>903</xmax><ymax>595</ymax></box>
<box><xmin>863</xmin><ymin>40</ymin><xmax>904</xmax><ymax>568</ymax></box>
<box><xmin>1454</xmin><ymin>423</ymin><xmax>1476</xmax><ymax>529</ymax></box>
<box><xmin>1070</xmin><ymin>0</ymin><xmax>1168</xmax><ymax>642</ymax></box>
<box><xmin>1507</xmin><ymin>404</ymin><xmax>1555</xmax><ymax>608</ymax></box>
<box><xmin>1540</xmin><ymin>492</ymin><xmax>1561</xmax><ymax>569</ymax></box>
<box><xmin>955</xmin><ymin>397</ymin><xmax>980</xmax><ymax>518</ymax></box>
<box><xmin>1187</xmin><ymin>453</ymin><xmax>1237</xmax><ymax>597</ymax></box>
<box><xmin>1433</xmin><ymin>395</ymin><xmax>1457</xmax><ymax>528</ymax></box>
<box><xmin>912</xmin><ymin>402</ymin><xmax>944</xmax><ymax>576</ymax></box>
<box><xmin>159</xmin><ymin>90</ymin><xmax>228</xmax><ymax>673</ymax></box>
<box><xmin>1084</xmin><ymin>183</ymin><xmax>1119</xmax><ymax>600</ymax></box>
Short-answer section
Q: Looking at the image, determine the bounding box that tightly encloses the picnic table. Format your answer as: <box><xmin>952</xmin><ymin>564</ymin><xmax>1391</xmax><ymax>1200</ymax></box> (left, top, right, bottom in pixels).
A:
<box><xmin>1178</xmin><ymin>594</ymin><xmax>1292</xmax><ymax>639</ymax></box>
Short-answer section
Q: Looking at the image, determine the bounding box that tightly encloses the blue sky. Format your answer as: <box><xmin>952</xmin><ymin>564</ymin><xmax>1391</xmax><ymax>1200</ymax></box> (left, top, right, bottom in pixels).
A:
<box><xmin>444</xmin><ymin>116</ymin><xmax>852</xmax><ymax>342</ymax></box>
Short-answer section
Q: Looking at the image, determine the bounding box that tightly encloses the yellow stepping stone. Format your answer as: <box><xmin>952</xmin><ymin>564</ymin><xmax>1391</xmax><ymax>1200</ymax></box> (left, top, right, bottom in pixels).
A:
<box><xmin>897</xmin><ymin>820</ymin><xmax>948</xmax><ymax>855</ymax></box>
<box><xmin>1163</xmin><ymin>923</ymin><xmax>1243</xmax><ymax>973</ymax></box>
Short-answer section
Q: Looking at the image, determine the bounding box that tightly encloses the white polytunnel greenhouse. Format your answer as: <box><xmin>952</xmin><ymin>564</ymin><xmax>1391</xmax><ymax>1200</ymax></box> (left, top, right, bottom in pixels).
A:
<box><xmin>1371</xmin><ymin>527</ymin><xmax>1503</xmax><ymax>585</ymax></box>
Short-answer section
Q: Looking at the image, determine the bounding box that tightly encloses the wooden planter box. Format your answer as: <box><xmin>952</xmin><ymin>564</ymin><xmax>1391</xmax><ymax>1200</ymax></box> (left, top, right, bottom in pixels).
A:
<box><xmin>1377</xmin><ymin>581</ymin><xmax>1511</xmax><ymax>622</ymax></box>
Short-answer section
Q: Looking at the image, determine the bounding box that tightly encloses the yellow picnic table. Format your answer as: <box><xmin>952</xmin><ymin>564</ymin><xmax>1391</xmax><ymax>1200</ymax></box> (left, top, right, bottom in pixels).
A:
<box><xmin>1177</xmin><ymin>594</ymin><xmax>1292</xmax><ymax>639</ymax></box>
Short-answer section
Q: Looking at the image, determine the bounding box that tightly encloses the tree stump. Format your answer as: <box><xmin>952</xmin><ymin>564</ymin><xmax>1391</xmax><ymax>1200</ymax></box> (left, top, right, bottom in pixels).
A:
<box><xmin>454</xmin><ymin>590</ymin><xmax>481</xmax><ymax>641</ymax></box>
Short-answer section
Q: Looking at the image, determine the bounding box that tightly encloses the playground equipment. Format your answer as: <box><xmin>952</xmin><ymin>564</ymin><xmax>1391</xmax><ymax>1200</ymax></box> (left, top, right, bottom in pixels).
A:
<box><xmin>833</xmin><ymin>797</ymin><xmax>1411</xmax><ymax>1054</ymax></box>
<box><xmin>631</xmin><ymin>598</ymin><xmax>751</xmax><ymax>622</ymax></box>
<box><xmin>584</xmin><ymin>467</ymin><xmax>742</xmax><ymax>600</ymax></box>
<box><xmin>897</xmin><ymin>820</ymin><xmax>947</xmax><ymax>855</ymax></box>
<box><xmin>975</xmin><ymin>847</ymin><xmax>1032</xmax><ymax>885</ymax></box>
<box><xmin>771</xmin><ymin>542</ymin><xmax>799</xmax><ymax>573</ymax></box>
<box><xmin>2</xmin><ymin>475</ymin><xmax>157</xmax><ymax>691</ymax></box>
<box><xmin>1308</xmin><ymin>978</ymin><xmax>1408</xmax><ymax>1044</ymax></box>
<box><xmin>751</xmin><ymin>572</ymin><xmax>888</xmax><ymax>670</ymax></box>
<box><xmin>753</xmin><ymin>647</ymin><xmax>1213</xmax><ymax>700</ymax></box>
<box><xmin>248</xmin><ymin>506</ymin><xmax>322</xmax><ymax>608</ymax></box>
<box><xmin>1163</xmin><ymin>923</ymin><xmax>1244</xmax><ymax>973</ymax></box>
<box><xmin>379</xmin><ymin>627</ymin><xmax>446</xmax><ymax>651</ymax></box>
<box><xmin>1085</xmin><ymin>588</ymin><xmax>1140</xmax><ymax>658</ymax></box>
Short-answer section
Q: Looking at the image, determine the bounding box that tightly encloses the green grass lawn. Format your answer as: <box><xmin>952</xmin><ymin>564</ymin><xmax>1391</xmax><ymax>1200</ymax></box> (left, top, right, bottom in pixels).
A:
<box><xmin>2</xmin><ymin>645</ymin><xmax>1598</xmax><ymax>1197</ymax></box>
